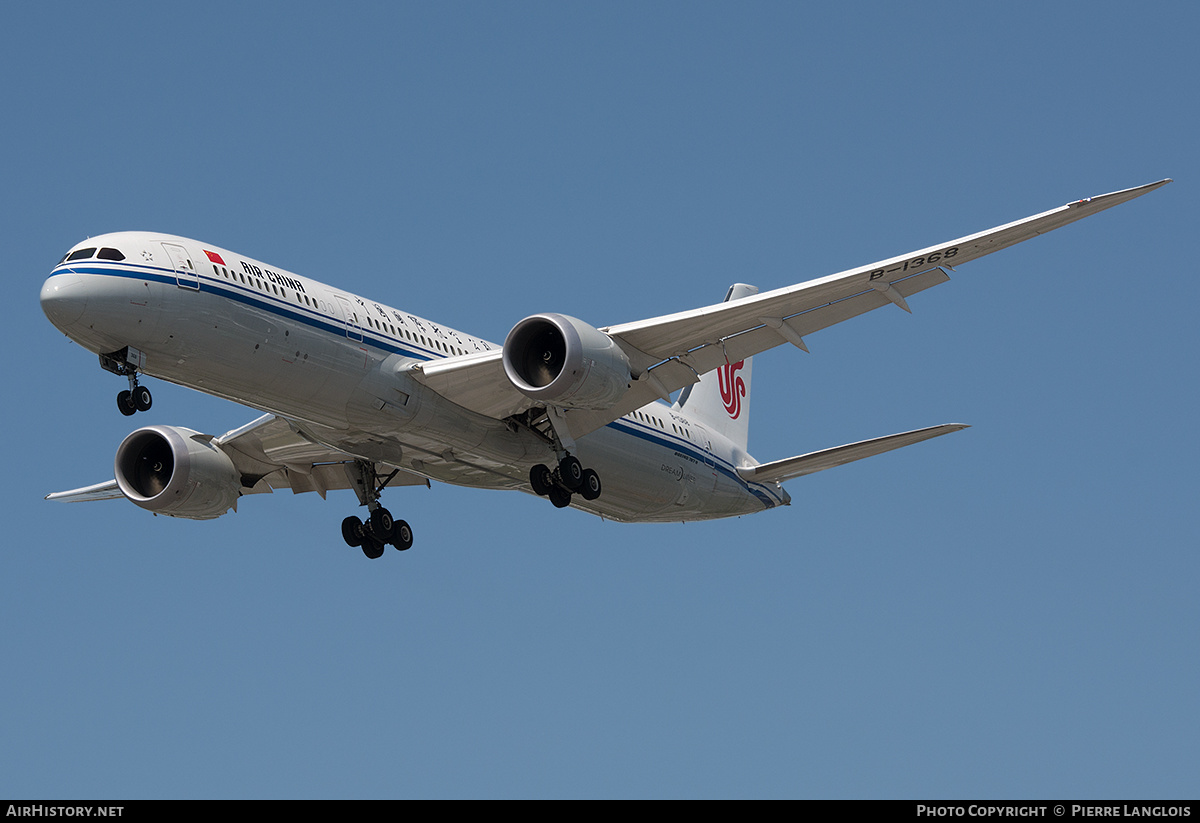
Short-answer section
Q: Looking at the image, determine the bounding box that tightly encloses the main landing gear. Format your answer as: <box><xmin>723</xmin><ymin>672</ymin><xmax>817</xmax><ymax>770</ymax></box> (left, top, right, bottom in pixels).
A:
<box><xmin>506</xmin><ymin>409</ymin><xmax>602</xmax><ymax>510</ymax></box>
<box><xmin>339</xmin><ymin>460</ymin><xmax>414</xmax><ymax>559</ymax></box>
<box><xmin>529</xmin><ymin>454</ymin><xmax>602</xmax><ymax>509</ymax></box>
<box><xmin>341</xmin><ymin>510</ymin><xmax>413</xmax><ymax>559</ymax></box>
<box><xmin>101</xmin><ymin>347</ymin><xmax>152</xmax><ymax>416</ymax></box>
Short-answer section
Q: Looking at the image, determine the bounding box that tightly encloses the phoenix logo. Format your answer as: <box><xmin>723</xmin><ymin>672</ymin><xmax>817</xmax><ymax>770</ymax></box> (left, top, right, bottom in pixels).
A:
<box><xmin>718</xmin><ymin>360</ymin><xmax>746</xmax><ymax>419</ymax></box>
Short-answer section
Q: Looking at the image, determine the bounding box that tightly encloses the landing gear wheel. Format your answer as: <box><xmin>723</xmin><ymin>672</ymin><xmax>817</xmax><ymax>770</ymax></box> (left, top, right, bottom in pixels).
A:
<box><xmin>117</xmin><ymin>390</ymin><xmax>136</xmax><ymax>416</ymax></box>
<box><xmin>529</xmin><ymin>464</ymin><xmax>554</xmax><ymax>496</ymax></box>
<box><xmin>132</xmin><ymin>385</ymin><xmax>152</xmax><ymax>412</ymax></box>
<box><xmin>361</xmin><ymin>537</ymin><xmax>385</xmax><ymax>560</ymax></box>
<box><xmin>369</xmin><ymin>507</ymin><xmax>395</xmax><ymax>542</ymax></box>
<box><xmin>579</xmin><ymin>469</ymin><xmax>602</xmax><ymax>501</ymax></box>
<box><xmin>341</xmin><ymin>516</ymin><xmax>365</xmax><ymax>547</ymax></box>
<box><xmin>548</xmin><ymin>486</ymin><xmax>572</xmax><ymax>508</ymax></box>
<box><xmin>392</xmin><ymin>520</ymin><xmax>413</xmax><ymax>551</ymax></box>
<box><xmin>559</xmin><ymin>455</ymin><xmax>583</xmax><ymax>490</ymax></box>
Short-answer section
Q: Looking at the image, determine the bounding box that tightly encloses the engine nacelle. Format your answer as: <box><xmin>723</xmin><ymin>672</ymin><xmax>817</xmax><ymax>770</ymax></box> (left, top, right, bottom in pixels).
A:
<box><xmin>502</xmin><ymin>313</ymin><xmax>632</xmax><ymax>410</ymax></box>
<box><xmin>114</xmin><ymin>425</ymin><xmax>241</xmax><ymax>520</ymax></box>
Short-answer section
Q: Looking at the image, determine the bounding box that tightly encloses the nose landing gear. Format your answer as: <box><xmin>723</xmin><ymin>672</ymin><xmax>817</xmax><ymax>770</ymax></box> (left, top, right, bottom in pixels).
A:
<box><xmin>117</xmin><ymin>383</ymin><xmax>152</xmax><ymax>416</ymax></box>
<box><xmin>102</xmin><ymin>347</ymin><xmax>152</xmax><ymax>416</ymax></box>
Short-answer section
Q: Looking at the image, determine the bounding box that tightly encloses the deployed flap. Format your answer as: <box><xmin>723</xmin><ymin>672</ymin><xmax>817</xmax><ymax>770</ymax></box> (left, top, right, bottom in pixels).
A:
<box><xmin>215</xmin><ymin>414</ymin><xmax>429</xmax><ymax>495</ymax></box>
<box><xmin>738</xmin><ymin>424</ymin><xmax>968</xmax><ymax>484</ymax></box>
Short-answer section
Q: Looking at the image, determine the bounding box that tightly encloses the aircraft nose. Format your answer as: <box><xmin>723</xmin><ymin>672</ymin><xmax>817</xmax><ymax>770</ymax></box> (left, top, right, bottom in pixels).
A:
<box><xmin>40</xmin><ymin>272</ymin><xmax>89</xmax><ymax>330</ymax></box>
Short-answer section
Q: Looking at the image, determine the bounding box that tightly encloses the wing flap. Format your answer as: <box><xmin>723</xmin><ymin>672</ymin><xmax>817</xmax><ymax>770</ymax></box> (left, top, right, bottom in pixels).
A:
<box><xmin>739</xmin><ymin>424</ymin><xmax>969</xmax><ymax>484</ymax></box>
<box><xmin>216</xmin><ymin>414</ymin><xmax>429</xmax><ymax>493</ymax></box>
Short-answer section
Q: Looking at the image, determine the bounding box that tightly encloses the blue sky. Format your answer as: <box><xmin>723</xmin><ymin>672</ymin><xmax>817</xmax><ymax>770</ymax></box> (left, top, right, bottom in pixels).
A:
<box><xmin>3</xmin><ymin>1</ymin><xmax>1196</xmax><ymax>799</ymax></box>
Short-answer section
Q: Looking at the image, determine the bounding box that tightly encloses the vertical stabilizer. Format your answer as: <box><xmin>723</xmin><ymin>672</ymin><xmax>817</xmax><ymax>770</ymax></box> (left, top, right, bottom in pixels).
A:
<box><xmin>674</xmin><ymin>283</ymin><xmax>758</xmax><ymax>451</ymax></box>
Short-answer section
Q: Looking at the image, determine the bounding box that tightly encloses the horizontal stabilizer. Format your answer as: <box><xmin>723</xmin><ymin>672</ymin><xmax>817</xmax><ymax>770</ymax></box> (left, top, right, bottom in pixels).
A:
<box><xmin>738</xmin><ymin>424</ymin><xmax>968</xmax><ymax>484</ymax></box>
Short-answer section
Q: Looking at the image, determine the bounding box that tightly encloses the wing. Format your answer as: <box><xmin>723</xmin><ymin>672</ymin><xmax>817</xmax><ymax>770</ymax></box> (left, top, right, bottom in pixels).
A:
<box><xmin>213</xmin><ymin>414</ymin><xmax>430</xmax><ymax>498</ymax></box>
<box><xmin>411</xmin><ymin>180</ymin><xmax>1171</xmax><ymax>437</ymax></box>
<box><xmin>410</xmin><ymin>348</ymin><xmax>521</xmax><ymax>420</ymax></box>
<box><xmin>738</xmin><ymin>424</ymin><xmax>968</xmax><ymax>485</ymax></box>
<box><xmin>45</xmin><ymin>413</ymin><xmax>430</xmax><ymax>504</ymax></box>
<box><xmin>45</xmin><ymin>479</ymin><xmax>124</xmax><ymax>502</ymax></box>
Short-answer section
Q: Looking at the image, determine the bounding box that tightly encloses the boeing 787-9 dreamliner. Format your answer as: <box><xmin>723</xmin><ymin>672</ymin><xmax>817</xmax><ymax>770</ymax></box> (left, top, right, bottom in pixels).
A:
<box><xmin>40</xmin><ymin>180</ymin><xmax>1170</xmax><ymax>558</ymax></box>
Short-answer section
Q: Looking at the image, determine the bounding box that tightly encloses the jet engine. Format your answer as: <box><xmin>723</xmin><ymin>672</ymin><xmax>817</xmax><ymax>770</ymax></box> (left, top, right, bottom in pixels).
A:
<box><xmin>502</xmin><ymin>313</ymin><xmax>632</xmax><ymax>410</ymax></box>
<box><xmin>114</xmin><ymin>425</ymin><xmax>241</xmax><ymax>520</ymax></box>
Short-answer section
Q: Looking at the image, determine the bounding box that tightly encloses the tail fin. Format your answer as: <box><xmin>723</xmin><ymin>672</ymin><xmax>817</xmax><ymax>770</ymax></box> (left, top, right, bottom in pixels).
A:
<box><xmin>674</xmin><ymin>283</ymin><xmax>758</xmax><ymax>451</ymax></box>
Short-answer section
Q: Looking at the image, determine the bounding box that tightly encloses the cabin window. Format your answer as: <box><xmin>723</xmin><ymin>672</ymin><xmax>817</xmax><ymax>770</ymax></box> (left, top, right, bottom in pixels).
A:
<box><xmin>97</xmin><ymin>247</ymin><xmax>125</xmax><ymax>261</ymax></box>
<box><xmin>67</xmin><ymin>248</ymin><xmax>96</xmax><ymax>261</ymax></box>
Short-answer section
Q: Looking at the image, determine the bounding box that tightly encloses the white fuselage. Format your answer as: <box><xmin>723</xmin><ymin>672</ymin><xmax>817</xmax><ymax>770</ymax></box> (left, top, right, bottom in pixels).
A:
<box><xmin>40</xmin><ymin>231</ymin><xmax>788</xmax><ymax>522</ymax></box>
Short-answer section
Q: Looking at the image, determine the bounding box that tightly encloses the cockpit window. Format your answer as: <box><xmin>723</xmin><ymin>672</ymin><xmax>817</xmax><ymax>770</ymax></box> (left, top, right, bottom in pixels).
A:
<box><xmin>66</xmin><ymin>248</ymin><xmax>96</xmax><ymax>261</ymax></box>
<box><xmin>97</xmin><ymin>247</ymin><xmax>125</xmax><ymax>261</ymax></box>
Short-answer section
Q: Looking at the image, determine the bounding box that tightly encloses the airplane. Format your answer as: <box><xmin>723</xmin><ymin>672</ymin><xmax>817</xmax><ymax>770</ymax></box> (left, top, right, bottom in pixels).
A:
<box><xmin>40</xmin><ymin>179</ymin><xmax>1170</xmax><ymax>558</ymax></box>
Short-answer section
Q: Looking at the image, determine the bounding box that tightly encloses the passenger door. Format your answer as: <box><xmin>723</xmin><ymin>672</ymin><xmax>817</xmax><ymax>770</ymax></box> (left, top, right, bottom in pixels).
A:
<box><xmin>161</xmin><ymin>242</ymin><xmax>199</xmax><ymax>290</ymax></box>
